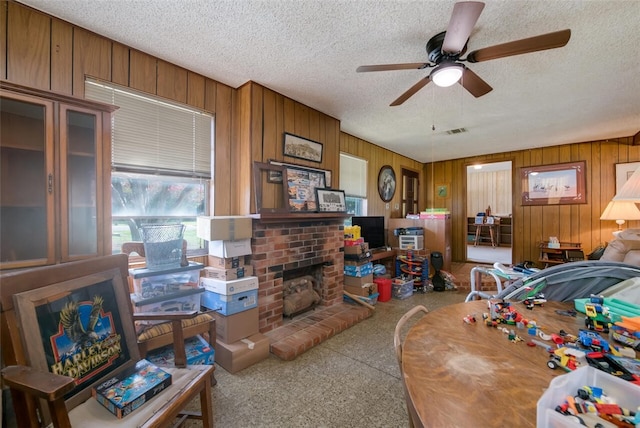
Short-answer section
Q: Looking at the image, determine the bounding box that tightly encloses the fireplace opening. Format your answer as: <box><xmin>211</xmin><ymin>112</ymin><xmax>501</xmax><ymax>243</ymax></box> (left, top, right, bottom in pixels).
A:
<box><xmin>282</xmin><ymin>264</ymin><xmax>324</xmax><ymax>319</ymax></box>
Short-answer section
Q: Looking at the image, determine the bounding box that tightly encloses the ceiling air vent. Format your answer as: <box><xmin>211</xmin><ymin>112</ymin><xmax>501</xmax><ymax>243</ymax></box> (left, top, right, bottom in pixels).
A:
<box><xmin>446</xmin><ymin>128</ymin><xmax>467</xmax><ymax>135</ymax></box>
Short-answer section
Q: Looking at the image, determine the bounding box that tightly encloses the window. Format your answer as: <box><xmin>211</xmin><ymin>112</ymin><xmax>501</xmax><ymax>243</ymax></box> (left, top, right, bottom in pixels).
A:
<box><xmin>340</xmin><ymin>153</ymin><xmax>367</xmax><ymax>220</ymax></box>
<box><xmin>84</xmin><ymin>79</ymin><xmax>213</xmax><ymax>254</ymax></box>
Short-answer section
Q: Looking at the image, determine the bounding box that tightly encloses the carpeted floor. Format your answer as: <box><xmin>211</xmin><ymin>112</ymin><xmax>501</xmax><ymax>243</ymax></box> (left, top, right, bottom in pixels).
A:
<box><xmin>186</xmin><ymin>284</ymin><xmax>468</xmax><ymax>427</ymax></box>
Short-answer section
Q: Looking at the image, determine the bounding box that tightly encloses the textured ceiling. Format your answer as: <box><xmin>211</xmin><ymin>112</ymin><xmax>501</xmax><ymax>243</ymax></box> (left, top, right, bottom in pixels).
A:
<box><xmin>18</xmin><ymin>0</ymin><xmax>640</xmax><ymax>163</ymax></box>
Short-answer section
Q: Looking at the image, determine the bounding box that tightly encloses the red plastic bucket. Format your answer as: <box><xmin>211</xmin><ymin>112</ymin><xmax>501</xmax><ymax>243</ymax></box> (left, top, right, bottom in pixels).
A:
<box><xmin>374</xmin><ymin>278</ymin><xmax>392</xmax><ymax>302</ymax></box>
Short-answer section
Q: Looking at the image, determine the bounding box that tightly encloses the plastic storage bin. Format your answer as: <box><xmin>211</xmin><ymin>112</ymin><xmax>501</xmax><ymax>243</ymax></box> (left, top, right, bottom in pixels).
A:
<box><xmin>344</xmin><ymin>292</ymin><xmax>379</xmax><ymax>306</ymax></box>
<box><xmin>399</xmin><ymin>235</ymin><xmax>424</xmax><ymax>250</ymax></box>
<box><xmin>131</xmin><ymin>288</ymin><xmax>204</xmax><ymax>326</ymax></box>
<box><xmin>130</xmin><ymin>262</ymin><xmax>203</xmax><ymax>298</ymax></box>
<box><xmin>392</xmin><ymin>277</ymin><xmax>414</xmax><ymax>299</ymax></box>
<box><xmin>536</xmin><ymin>366</ymin><xmax>640</xmax><ymax>428</ymax></box>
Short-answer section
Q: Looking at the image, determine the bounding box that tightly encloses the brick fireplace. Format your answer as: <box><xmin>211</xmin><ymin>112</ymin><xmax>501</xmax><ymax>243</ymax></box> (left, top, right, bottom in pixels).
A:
<box><xmin>249</xmin><ymin>218</ymin><xmax>345</xmax><ymax>332</ymax></box>
<box><xmin>248</xmin><ymin>216</ymin><xmax>372</xmax><ymax>360</ymax></box>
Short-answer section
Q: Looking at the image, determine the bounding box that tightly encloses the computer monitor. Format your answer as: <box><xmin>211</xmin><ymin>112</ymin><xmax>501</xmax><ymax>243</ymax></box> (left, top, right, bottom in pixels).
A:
<box><xmin>351</xmin><ymin>216</ymin><xmax>385</xmax><ymax>250</ymax></box>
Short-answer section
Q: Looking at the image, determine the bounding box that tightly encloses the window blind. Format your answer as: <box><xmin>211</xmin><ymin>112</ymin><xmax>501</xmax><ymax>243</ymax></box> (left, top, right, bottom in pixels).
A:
<box><xmin>340</xmin><ymin>153</ymin><xmax>367</xmax><ymax>197</ymax></box>
<box><xmin>85</xmin><ymin>78</ymin><xmax>213</xmax><ymax>178</ymax></box>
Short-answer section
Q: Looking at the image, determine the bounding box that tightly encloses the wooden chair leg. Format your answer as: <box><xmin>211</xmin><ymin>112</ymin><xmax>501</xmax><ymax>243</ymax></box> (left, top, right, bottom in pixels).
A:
<box><xmin>200</xmin><ymin>374</ymin><xmax>214</xmax><ymax>428</ymax></box>
<box><xmin>171</xmin><ymin>319</ymin><xmax>187</xmax><ymax>368</ymax></box>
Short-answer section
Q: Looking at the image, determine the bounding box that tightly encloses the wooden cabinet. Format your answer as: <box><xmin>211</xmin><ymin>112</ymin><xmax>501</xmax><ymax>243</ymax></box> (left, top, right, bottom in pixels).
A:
<box><xmin>466</xmin><ymin>217</ymin><xmax>512</xmax><ymax>247</ymax></box>
<box><xmin>388</xmin><ymin>217</ymin><xmax>451</xmax><ymax>272</ymax></box>
<box><xmin>538</xmin><ymin>241</ymin><xmax>583</xmax><ymax>267</ymax></box>
<box><xmin>1</xmin><ymin>82</ymin><xmax>116</xmax><ymax>270</ymax></box>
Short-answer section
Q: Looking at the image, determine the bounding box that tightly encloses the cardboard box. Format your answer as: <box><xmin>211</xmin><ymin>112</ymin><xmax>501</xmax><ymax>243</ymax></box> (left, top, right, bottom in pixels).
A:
<box><xmin>203</xmin><ymin>265</ymin><xmax>253</xmax><ymax>281</ymax></box>
<box><xmin>200</xmin><ymin>276</ymin><xmax>259</xmax><ymax>295</ymax></box>
<box><xmin>344</xmin><ymin>282</ymin><xmax>378</xmax><ymax>297</ymax></box>
<box><xmin>197</xmin><ymin>216</ymin><xmax>253</xmax><ymax>241</ymax></box>
<box><xmin>344</xmin><ymin>262</ymin><xmax>373</xmax><ymax>277</ymax></box>
<box><xmin>201</xmin><ymin>289</ymin><xmax>258</xmax><ymax>315</ymax></box>
<box><xmin>93</xmin><ymin>359</ymin><xmax>172</xmax><ymax>419</ymax></box>
<box><xmin>344</xmin><ymin>242</ymin><xmax>369</xmax><ymax>255</ymax></box>
<box><xmin>146</xmin><ymin>334</ymin><xmax>215</xmax><ymax>366</ymax></box>
<box><xmin>129</xmin><ymin>262</ymin><xmax>203</xmax><ymax>299</ymax></box>
<box><xmin>214</xmin><ymin>333</ymin><xmax>270</xmax><ymax>374</ymax></box>
<box><xmin>207</xmin><ymin>255</ymin><xmax>245</xmax><ymax>269</ymax></box>
<box><xmin>211</xmin><ymin>307</ymin><xmax>259</xmax><ymax>344</ymax></box>
<box><xmin>343</xmin><ymin>273</ymin><xmax>373</xmax><ymax>287</ymax></box>
<box><xmin>208</xmin><ymin>239</ymin><xmax>252</xmax><ymax>258</ymax></box>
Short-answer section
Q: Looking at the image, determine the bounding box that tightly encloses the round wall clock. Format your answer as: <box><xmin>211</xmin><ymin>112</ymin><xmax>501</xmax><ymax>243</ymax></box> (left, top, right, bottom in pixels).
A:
<box><xmin>378</xmin><ymin>165</ymin><xmax>396</xmax><ymax>202</ymax></box>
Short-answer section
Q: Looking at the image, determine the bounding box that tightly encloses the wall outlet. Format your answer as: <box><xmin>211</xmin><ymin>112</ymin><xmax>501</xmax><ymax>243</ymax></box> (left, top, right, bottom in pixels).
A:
<box><xmin>385</xmin><ymin>203</ymin><xmax>390</xmax><ymax>209</ymax></box>
<box><xmin>394</xmin><ymin>203</ymin><xmax>399</xmax><ymax>210</ymax></box>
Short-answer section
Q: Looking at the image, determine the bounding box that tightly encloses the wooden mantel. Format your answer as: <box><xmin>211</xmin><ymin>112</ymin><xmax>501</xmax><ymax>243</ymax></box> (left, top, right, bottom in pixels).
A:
<box><xmin>249</xmin><ymin>212</ymin><xmax>350</xmax><ymax>223</ymax></box>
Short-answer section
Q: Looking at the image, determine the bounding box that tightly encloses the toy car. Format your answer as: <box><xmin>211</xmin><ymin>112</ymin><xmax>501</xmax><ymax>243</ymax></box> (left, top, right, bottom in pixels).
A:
<box><xmin>547</xmin><ymin>347</ymin><xmax>586</xmax><ymax>371</ymax></box>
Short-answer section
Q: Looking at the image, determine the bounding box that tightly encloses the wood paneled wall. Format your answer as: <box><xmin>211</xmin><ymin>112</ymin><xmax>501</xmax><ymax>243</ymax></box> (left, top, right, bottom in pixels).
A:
<box><xmin>1</xmin><ymin>0</ymin><xmax>238</xmax><ymax>215</ymax></box>
<box><xmin>236</xmin><ymin>82</ymin><xmax>340</xmax><ymax>214</ymax></box>
<box><xmin>424</xmin><ymin>137</ymin><xmax>640</xmax><ymax>266</ymax></box>
<box><xmin>5</xmin><ymin>1</ymin><xmax>638</xmax><ymax>266</ymax></box>
<box><xmin>340</xmin><ymin>133</ymin><xmax>424</xmax><ymax>221</ymax></box>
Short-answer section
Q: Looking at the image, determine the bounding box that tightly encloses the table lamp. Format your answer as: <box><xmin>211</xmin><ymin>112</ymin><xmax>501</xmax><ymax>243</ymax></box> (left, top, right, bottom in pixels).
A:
<box><xmin>599</xmin><ymin>200</ymin><xmax>640</xmax><ymax>235</ymax></box>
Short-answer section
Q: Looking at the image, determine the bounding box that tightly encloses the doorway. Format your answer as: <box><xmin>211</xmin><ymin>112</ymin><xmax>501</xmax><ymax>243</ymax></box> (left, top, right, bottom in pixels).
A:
<box><xmin>401</xmin><ymin>168</ymin><xmax>419</xmax><ymax>217</ymax></box>
<box><xmin>465</xmin><ymin>161</ymin><xmax>513</xmax><ymax>265</ymax></box>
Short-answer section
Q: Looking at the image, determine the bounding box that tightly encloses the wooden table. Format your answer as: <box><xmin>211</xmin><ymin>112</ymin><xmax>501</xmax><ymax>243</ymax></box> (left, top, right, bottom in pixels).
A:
<box><xmin>402</xmin><ymin>300</ymin><xmax>590</xmax><ymax>427</ymax></box>
<box><xmin>474</xmin><ymin>223</ymin><xmax>497</xmax><ymax>246</ymax></box>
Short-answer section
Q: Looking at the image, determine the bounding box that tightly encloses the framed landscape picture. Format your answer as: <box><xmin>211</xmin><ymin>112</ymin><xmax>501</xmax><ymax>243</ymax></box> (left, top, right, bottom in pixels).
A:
<box><xmin>283</xmin><ymin>133</ymin><xmax>323</xmax><ymax>163</ymax></box>
<box><xmin>521</xmin><ymin>161</ymin><xmax>586</xmax><ymax>206</ymax></box>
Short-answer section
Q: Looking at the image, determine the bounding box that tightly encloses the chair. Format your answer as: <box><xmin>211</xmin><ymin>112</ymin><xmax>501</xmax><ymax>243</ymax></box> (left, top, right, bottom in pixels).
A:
<box><xmin>121</xmin><ymin>241</ymin><xmax>217</xmax><ymax>373</ymax></box>
<box><xmin>394</xmin><ymin>305</ymin><xmax>429</xmax><ymax>428</ymax></box>
<box><xmin>0</xmin><ymin>254</ymin><xmax>214</xmax><ymax>427</ymax></box>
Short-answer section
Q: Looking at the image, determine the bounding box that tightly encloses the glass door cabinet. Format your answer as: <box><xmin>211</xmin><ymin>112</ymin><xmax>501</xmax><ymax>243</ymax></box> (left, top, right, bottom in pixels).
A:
<box><xmin>1</xmin><ymin>81</ymin><xmax>116</xmax><ymax>270</ymax></box>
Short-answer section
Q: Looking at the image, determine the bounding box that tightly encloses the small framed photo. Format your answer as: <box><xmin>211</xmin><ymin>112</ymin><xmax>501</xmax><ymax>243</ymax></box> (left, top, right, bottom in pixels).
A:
<box><xmin>283</xmin><ymin>133</ymin><xmax>323</xmax><ymax>163</ymax></box>
<box><xmin>267</xmin><ymin>170</ymin><xmax>283</xmax><ymax>183</ymax></box>
<box><xmin>315</xmin><ymin>188</ymin><xmax>347</xmax><ymax>213</ymax></box>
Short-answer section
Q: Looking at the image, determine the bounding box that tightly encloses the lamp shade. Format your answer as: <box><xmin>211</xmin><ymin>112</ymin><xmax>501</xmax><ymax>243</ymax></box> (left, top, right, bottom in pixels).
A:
<box><xmin>613</xmin><ymin>166</ymin><xmax>640</xmax><ymax>202</ymax></box>
<box><xmin>600</xmin><ymin>200</ymin><xmax>640</xmax><ymax>230</ymax></box>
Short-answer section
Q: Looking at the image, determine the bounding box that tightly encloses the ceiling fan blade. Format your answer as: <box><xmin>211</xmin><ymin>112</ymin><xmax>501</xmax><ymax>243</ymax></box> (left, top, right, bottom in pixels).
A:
<box><xmin>442</xmin><ymin>1</ymin><xmax>485</xmax><ymax>54</ymax></box>
<box><xmin>459</xmin><ymin>67</ymin><xmax>492</xmax><ymax>97</ymax></box>
<box><xmin>357</xmin><ymin>63</ymin><xmax>429</xmax><ymax>72</ymax></box>
<box><xmin>390</xmin><ymin>77</ymin><xmax>431</xmax><ymax>106</ymax></box>
<box><xmin>466</xmin><ymin>29</ymin><xmax>571</xmax><ymax>63</ymax></box>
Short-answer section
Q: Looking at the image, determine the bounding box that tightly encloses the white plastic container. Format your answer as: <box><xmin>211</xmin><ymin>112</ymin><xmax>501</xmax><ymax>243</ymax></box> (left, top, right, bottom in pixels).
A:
<box><xmin>536</xmin><ymin>366</ymin><xmax>640</xmax><ymax>427</ymax></box>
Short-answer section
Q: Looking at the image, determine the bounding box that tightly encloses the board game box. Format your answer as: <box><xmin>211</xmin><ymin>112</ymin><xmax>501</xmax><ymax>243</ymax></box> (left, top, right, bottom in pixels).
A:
<box><xmin>146</xmin><ymin>334</ymin><xmax>215</xmax><ymax>366</ymax></box>
<box><xmin>93</xmin><ymin>359</ymin><xmax>172</xmax><ymax>418</ymax></box>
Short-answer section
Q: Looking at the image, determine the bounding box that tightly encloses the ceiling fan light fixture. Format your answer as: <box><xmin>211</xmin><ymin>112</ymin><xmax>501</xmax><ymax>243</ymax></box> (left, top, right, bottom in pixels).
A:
<box><xmin>431</xmin><ymin>63</ymin><xmax>464</xmax><ymax>87</ymax></box>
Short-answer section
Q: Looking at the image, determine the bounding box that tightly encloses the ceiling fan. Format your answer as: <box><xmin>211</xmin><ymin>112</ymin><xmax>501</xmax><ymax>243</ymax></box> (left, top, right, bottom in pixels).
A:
<box><xmin>356</xmin><ymin>1</ymin><xmax>571</xmax><ymax>106</ymax></box>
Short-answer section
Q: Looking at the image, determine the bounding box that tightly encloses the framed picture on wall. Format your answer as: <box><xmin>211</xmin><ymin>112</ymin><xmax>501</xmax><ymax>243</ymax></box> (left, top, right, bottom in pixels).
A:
<box><xmin>521</xmin><ymin>161</ymin><xmax>587</xmax><ymax>206</ymax></box>
<box><xmin>615</xmin><ymin>161</ymin><xmax>640</xmax><ymax>193</ymax></box>
<box><xmin>378</xmin><ymin>165</ymin><xmax>396</xmax><ymax>202</ymax></box>
<box><xmin>283</xmin><ymin>133</ymin><xmax>323</xmax><ymax>163</ymax></box>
